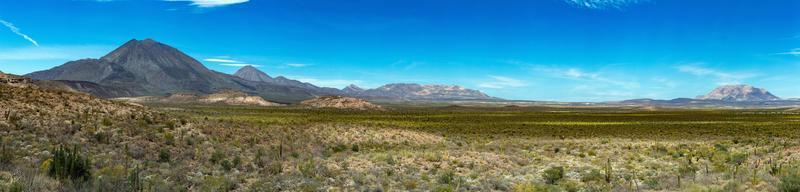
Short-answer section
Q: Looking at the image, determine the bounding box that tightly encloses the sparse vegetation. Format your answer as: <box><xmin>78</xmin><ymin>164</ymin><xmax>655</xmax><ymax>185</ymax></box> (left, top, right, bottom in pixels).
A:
<box><xmin>1</xmin><ymin>83</ymin><xmax>800</xmax><ymax>191</ymax></box>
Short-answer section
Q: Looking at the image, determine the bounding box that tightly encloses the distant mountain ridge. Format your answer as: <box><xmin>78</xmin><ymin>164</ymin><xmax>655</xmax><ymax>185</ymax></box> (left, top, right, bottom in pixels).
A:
<box><xmin>232</xmin><ymin>66</ymin><xmax>499</xmax><ymax>101</ymax></box>
<box><xmin>616</xmin><ymin>84</ymin><xmax>796</xmax><ymax>107</ymax></box>
<box><xmin>344</xmin><ymin>83</ymin><xmax>497</xmax><ymax>100</ymax></box>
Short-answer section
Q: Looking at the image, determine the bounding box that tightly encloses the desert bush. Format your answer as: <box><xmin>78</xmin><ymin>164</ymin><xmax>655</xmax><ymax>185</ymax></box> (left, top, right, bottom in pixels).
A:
<box><xmin>200</xmin><ymin>176</ymin><xmax>235</xmax><ymax>192</ymax></box>
<box><xmin>47</xmin><ymin>146</ymin><xmax>91</xmax><ymax>182</ymax></box>
<box><xmin>158</xmin><ymin>149</ymin><xmax>171</xmax><ymax>163</ymax></box>
<box><xmin>779</xmin><ymin>168</ymin><xmax>800</xmax><ymax>192</ymax></box>
<box><xmin>438</xmin><ymin>170</ymin><xmax>456</xmax><ymax>185</ymax></box>
<box><xmin>0</xmin><ymin>138</ymin><xmax>13</xmax><ymax>165</ymax></box>
<box><xmin>0</xmin><ymin>172</ymin><xmax>24</xmax><ymax>192</ymax></box>
<box><xmin>543</xmin><ymin>166</ymin><xmax>565</xmax><ymax>184</ymax></box>
<box><xmin>94</xmin><ymin>165</ymin><xmax>128</xmax><ymax>191</ymax></box>
<box><xmin>210</xmin><ymin>150</ymin><xmax>225</xmax><ymax>164</ymax></box>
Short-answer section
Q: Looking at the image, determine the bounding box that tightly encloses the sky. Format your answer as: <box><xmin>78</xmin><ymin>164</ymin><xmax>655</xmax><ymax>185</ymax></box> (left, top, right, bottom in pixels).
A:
<box><xmin>0</xmin><ymin>0</ymin><xmax>798</xmax><ymax>101</ymax></box>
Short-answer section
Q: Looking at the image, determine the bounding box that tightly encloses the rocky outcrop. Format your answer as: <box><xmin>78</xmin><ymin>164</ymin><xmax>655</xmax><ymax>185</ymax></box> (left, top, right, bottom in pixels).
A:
<box><xmin>301</xmin><ymin>96</ymin><xmax>382</xmax><ymax>110</ymax></box>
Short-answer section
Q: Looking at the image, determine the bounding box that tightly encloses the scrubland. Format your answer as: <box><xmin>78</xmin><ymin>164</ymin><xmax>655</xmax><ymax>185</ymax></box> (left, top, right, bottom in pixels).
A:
<box><xmin>2</xmin><ymin>84</ymin><xmax>800</xmax><ymax>191</ymax></box>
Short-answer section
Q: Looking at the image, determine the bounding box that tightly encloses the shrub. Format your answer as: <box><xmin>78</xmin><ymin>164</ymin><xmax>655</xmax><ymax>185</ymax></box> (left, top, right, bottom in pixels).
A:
<box><xmin>221</xmin><ymin>160</ymin><xmax>233</xmax><ymax>171</ymax></box>
<box><xmin>0</xmin><ymin>138</ymin><xmax>13</xmax><ymax>165</ymax></box>
<box><xmin>158</xmin><ymin>149</ymin><xmax>171</xmax><ymax>163</ymax></box>
<box><xmin>542</xmin><ymin>166</ymin><xmax>565</xmax><ymax>184</ymax></box>
<box><xmin>164</xmin><ymin>133</ymin><xmax>175</xmax><ymax>146</ymax></box>
<box><xmin>581</xmin><ymin>169</ymin><xmax>604</xmax><ymax>183</ymax></box>
<box><xmin>200</xmin><ymin>176</ymin><xmax>235</xmax><ymax>192</ymax></box>
<box><xmin>47</xmin><ymin>146</ymin><xmax>91</xmax><ymax>182</ymax></box>
<box><xmin>210</xmin><ymin>150</ymin><xmax>225</xmax><ymax>164</ymax></box>
<box><xmin>438</xmin><ymin>170</ymin><xmax>456</xmax><ymax>184</ymax></box>
<box><xmin>779</xmin><ymin>168</ymin><xmax>800</xmax><ymax>192</ymax></box>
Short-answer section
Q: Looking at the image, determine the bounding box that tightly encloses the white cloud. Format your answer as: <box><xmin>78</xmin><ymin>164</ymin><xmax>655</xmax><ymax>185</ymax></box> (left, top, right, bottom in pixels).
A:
<box><xmin>478</xmin><ymin>76</ymin><xmax>527</xmax><ymax>89</ymax></box>
<box><xmin>204</xmin><ymin>58</ymin><xmax>241</xmax><ymax>63</ymax></box>
<box><xmin>533</xmin><ymin>66</ymin><xmax>640</xmax><ymax>89</ymax></box>
<box><xmin>165</xmin><ymin>0</ymin><xmax>249</xmax><ymax>8</ymax></box>
<box><xmin>286</xmin><ymin>63</ymin><xmax>309</xmax><ymax>67</ymax></box>
<box><xmin>0</xmin><ymin>45</ymin><xmax>112</xmax><ymax>61</ymax></box>
<box><xmin>566</xmin><ymin>0</ymin><xmax>648</xmax><ymax>9</ymax></box>
<box><xmin>0</xmin><ymin>19</ymin><xmax>39</xmax><ymax>47</ymax></box>
<box><xmin>219</xmin><ymin>63</ymin><xmax>260</xmax><ymax>67</ymax></box>
<box><xmin>677</xmin><ymin>64</ymin><xmax>757</xmax><ymax>85</ymax></box>
<box><xmin>775</xmin><ymin>48</ymin><xmax>800</xmax><ymax>56</ymax></box>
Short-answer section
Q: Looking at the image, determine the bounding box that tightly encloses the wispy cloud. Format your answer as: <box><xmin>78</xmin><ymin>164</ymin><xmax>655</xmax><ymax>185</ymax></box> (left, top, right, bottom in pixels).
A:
<box><xmin>0</xmin><ymin>19</ymin><xmax>39</xmax><ymax>46</ymax></box>
<box><xmin>775</xmin><ymin>48</ymin><xmax>800</xmax><ymax>56</ymax></box>
<box><xmin>219</xmin><ymin>63</ymin><xmax>260</xmax><ymax>67</ymax></box>
<box><xmin>478</xmin><ymin>76</ymin><xmax>527</xmax><ymax>89</ymax></box>
<box><xmin>165</xmin><ymin>0</ymin><xmax>249</xmax><ymax>8</ymax></box>
<box><xmin>532</xmin><ymin>65</ymin><xmax>640</xmax><ymax>89</ymax></box>
<box><xmin>286</xmin><ymin>63</ymin><xmax>309</xmax><ymax>67</ymax></box>
<box><xmin>204</xmin><ymin>57</ymin><xmax>261</xmax><ymax>67</ymax></box>
<box><xmin>203</xmin><ymin>58</ymin><xmax>241</xmax><ymax>63</ymax></box>
<box><xmin>677</xmin><ymin>64</ymin><xmax>757</xmax><ymax>85</ymax></box>
<box><xmin>565</xmin><ymin>0</ymin><xmax>649</xmax><ymax>9</ymax></box>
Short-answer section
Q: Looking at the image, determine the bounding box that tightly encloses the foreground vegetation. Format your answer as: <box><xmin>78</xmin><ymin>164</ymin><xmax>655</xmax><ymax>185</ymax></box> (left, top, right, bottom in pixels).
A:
<box><xmin>2</xmin><ymin>84</ymin><xmax>800</xmax><ymax>191</ymax></box>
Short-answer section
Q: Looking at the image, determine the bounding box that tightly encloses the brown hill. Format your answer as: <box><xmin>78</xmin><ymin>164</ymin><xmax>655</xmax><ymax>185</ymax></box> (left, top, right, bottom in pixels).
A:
<box><xmin>117</xmin><ymin>91</ymin><xmax>282</xmax><ymax>106</ymax></box>
<box><xmin>300</xmin><ymin>96</ymin><xmax>382</xmax><ymax>110</ymax></box>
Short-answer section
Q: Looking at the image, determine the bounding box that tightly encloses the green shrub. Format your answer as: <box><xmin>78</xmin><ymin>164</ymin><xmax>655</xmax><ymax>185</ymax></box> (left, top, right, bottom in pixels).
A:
<box><xmin>298</xmin><ymin>159</ymin><xmax>317</xmax><ymax>178</ymax></box>
<box><xmin>164</xmin><ymin>133</ymin><xmax>175</xmax><ymax>146</ymax></box>
<box><xmin>779</xmin><ymin>168</ymin><xmax>800</xmax><ymax>192</ymax></box>
<box><xmin>158</xmin><ymin>149</ymin><xmax>171</xmax><ymax>163</ymax></box>
<box><xmin>47</xmin><ymin>146</ymin><xmax>91</xmax><ymax>182</ymax></box>
<box><xmin>210</xmin><ymin>150</ymin><xmax>225</xmax><ymax>164</ymax></box>
<box><xmin>543</xmin><ymin>166</ymin><xmax>565</xmax><ymax>184</ymax></box>
<box><xmin>438</xmin><ymin>170</ymin><xmax>456</xmax><ymax>184</ymax></box>
<box><xmin>200</xmin><ymin>176</ymin><xmax>235</xmax><ymax>192</ymax></box>
<box><xmin>221</xmin><ymin>160</ymin><xmax>233</xmax><ymax>171</ymax></box>
<box><xmin>0</xmin><ymin>138</ymin><xmax>13</xmax><ymax>165</ymax></box>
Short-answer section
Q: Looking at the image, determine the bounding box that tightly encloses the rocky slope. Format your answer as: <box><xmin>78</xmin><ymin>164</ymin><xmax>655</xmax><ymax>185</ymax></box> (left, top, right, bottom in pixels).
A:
<box><xmin>300</xmin><ymin>96</ymin><xmax>382</xmax><ymax>110</ymax></box>
<box><xmin>345</xmin><ymin>83</ymin><xmax>497</xmax><ymax>100</ymax></box>
<box><xmin>696</xmin><ymin>84</ymin><xmax>780</xmax><ymax>101</ymax></box>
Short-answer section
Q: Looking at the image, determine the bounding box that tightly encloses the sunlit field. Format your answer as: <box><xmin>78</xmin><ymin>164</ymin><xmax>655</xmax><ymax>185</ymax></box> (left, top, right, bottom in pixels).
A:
<box><xmin>156</xmin><ymin>105</ymin><xmax>800</xmax><ymax>191</ymax></box>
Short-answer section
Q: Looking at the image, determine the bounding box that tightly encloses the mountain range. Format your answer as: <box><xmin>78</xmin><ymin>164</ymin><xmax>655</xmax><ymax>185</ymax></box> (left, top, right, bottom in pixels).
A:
<box><xmin>24</xmin><ymin>39</ymin><xmax>497</xmax><ymax>103</ymax></box>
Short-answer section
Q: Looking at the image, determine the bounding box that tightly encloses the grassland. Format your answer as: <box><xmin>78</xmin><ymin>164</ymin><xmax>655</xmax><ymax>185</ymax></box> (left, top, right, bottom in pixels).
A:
<box><xmin>160</xmin><ymin>105</ymin><xmax>800</xmax><ymax>191</ymax></box>
<box><xmin>3</xmin><ymin>92</ymin><xmax>800</xmax><ymax>191</ymax></box>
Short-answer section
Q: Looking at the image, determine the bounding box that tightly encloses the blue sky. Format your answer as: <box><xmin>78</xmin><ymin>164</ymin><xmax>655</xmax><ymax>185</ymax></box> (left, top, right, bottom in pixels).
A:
<box><xmin>0</xmin><ymin>0</ymin><xmax>798</xmax><ymax>101</ymax></box>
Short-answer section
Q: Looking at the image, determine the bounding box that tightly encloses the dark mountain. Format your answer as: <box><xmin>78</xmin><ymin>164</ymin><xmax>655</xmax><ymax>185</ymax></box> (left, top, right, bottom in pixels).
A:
<box><xmin>26</xmin><ymin>39</ymin><xmax>331</xmax><ymax>103</ymax></box>
<box><xmin>348</xmin><ymin>83</ymin><xmax>498</xmax><ymax>100</ymax></box>
<box><xmin>695</xmin><ymin>84</ymin><xmax>780</xmax><ymax>101</ymax></box>
<box><xmin>234</xmin><ymin>65</ymin><xmax>272</xmax><ymax>82</ymax></box>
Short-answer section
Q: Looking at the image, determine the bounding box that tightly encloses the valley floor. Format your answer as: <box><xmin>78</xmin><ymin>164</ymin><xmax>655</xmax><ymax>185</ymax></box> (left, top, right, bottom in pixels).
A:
<box><xmin>2</xmin><ymin>89</ymin><xmax>800</xmax><ymax>191</ymax></box>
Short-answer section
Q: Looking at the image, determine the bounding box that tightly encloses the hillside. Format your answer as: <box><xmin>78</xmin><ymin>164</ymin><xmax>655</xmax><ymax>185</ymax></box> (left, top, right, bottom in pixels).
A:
<box><xmin>117</xmin><ymin>91</ymin><xmax>283</xmax><ymax>106</ymax></box>
<box><xmin>300</xmin><ymin>96</ymin><xmax>383</xmax><ymax>110</ymax></box>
